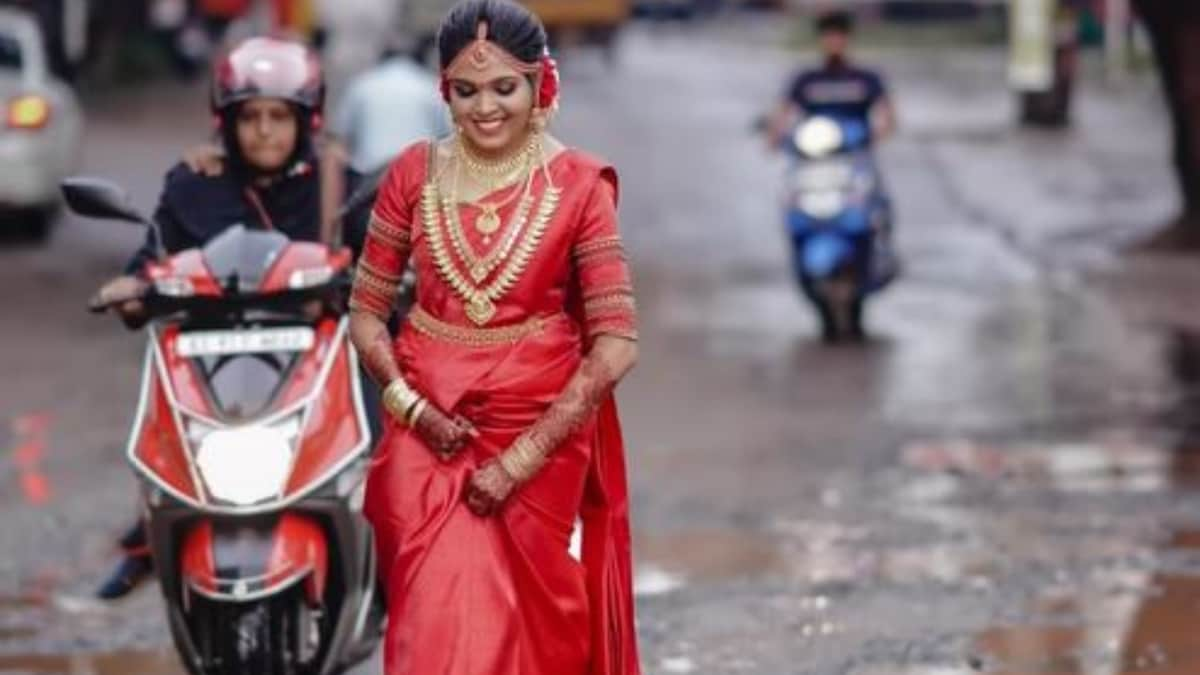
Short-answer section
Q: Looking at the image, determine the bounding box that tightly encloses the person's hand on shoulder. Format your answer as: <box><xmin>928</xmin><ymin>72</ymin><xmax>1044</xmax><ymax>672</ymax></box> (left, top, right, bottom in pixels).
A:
<box><xmin>183</xmin><ymin>144</ymin><xmax>226</xmax><ymax>177</ymax></box>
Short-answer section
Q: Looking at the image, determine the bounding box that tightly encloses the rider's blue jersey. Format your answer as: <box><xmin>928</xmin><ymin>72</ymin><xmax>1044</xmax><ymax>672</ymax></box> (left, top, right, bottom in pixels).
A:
<box><xmin>787</xmin><ymin>63</ymin><xmax>888</xmax><ymax>124</ymax></box>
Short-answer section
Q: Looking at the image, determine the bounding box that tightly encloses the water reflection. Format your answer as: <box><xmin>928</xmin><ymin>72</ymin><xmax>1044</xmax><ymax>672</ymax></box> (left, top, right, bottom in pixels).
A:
<box><xmin>876</xmin><ymin>283</ymin><xmax>1170</xmax><ymax>436</ymax></box>
<box><xmin>971</xmin><ymin>330</ymin><xmax>1200</xmax><ymax>675</ymax></box>
<box><xmin>975</xmin><ymin>566</ymin><xmax>1200</xmax><ymax>674</ymax></box>
<box><xmin>0</xmin><ymin>649</ymin><xmax>182</xmax><ymax>675</ymax></box>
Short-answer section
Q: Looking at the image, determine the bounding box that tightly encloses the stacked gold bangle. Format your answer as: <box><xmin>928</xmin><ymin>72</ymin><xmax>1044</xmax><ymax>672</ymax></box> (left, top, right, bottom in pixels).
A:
<box><xmin>382</xmin><ymin>379</ymin><xmax>428</xmax><ymax>427</ymax></box>
<box><xmin>499</xmin><ymin>435</ymin><xmax>548</xmax><ymax>483</ymax></box>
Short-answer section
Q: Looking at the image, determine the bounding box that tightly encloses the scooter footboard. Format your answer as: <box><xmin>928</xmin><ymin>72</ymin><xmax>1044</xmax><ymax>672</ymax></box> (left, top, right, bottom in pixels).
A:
<box><xmin>180</xmin><ymin>513</ymin><xmax>328</xmax><ymax>606</ymax></box>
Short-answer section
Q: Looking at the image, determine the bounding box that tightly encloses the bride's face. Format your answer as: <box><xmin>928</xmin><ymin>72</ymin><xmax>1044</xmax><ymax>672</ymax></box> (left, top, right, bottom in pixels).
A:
<box><xmin>446</xmin><ymin>55</ymin><xmax>535</xmax><ymax>157</ymax></box>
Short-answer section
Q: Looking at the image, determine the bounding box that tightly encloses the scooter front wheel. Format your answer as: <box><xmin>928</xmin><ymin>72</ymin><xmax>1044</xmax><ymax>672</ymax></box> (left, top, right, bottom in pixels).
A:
<box><xmin>802</xmin><ymin>277</ymin><xmax>863</xmax><ymax>344</ymax></box>
<box><xmin>190</xmin><ymin>587</ymin><xmax>319</xmax><ymax>675</ymax></box>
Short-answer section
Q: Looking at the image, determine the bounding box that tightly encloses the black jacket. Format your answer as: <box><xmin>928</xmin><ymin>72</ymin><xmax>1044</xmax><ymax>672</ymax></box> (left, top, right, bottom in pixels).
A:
<box><xmin>125</xmin><ymin>158</ymin><xmax>370</xmax><ymax>275</ymax></box>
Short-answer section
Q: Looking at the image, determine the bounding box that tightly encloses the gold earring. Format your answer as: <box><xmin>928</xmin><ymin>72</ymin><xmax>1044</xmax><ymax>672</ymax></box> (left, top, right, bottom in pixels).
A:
<box><xmin>530</xmin><ymin>110</ymin><xmax>547</xmax><ymax>133</ymax></box>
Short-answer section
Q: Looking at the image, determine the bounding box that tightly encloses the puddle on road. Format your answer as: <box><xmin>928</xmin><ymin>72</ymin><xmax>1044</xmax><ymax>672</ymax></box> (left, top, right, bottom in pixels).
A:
<box><xmin>636</xmin><ymin>521</ymin><xmax>1010</xmax><ymax>592</ymax></box>
<box><xmin>636</xmin><ymin>529</ymin><xmax>787</xmax><ymax>584</ymax></box>
<box><xmin>899</xmin><ymin>437</ymin><xmax>1200</xmax><ymax>493</ymax></box>
<box><xmin>0</xmin><ymin>590</ymin><xmax>176</xmax><ymax>675</ymax></box>
<box><xmin>971</xmin><ymin>528</ymin><xmax>1200</xmax><ymax>674</ymax></box>
<box><xmin>0</xmin><ymin>649</ymin><xmax>182</xmax><ymax>675</ymax></box>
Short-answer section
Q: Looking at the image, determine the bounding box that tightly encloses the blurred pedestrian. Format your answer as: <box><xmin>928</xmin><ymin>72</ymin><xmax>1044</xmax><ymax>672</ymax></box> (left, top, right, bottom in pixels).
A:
<box><xmin>312</xmin><ymin>0</ymin><xmax>392</xmax><ymax>101</ymax></box>
<box><xmin>329</xmin><ymin>34</ymin><xmax>451</xmax><ymax>174</ymax></box>
<box><xmin>768</xmin><ymin>10</ymin><xmax>896</xmax><ymax>147</ymax></box>
<box><xmin>347</xmin><ymin>1</ymin><xmax>642</xmax><ymax>672</ymax></box>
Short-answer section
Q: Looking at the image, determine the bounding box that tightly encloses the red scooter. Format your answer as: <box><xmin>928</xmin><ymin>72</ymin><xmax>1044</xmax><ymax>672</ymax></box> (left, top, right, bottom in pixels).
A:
<box><xmin>63</xmin><ymin>177</ymin><xmax>384</xmax><ymax>675</ymax></box>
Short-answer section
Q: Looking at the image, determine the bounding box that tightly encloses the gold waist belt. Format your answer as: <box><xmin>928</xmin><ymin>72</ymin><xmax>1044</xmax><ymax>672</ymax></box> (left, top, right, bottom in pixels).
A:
<box><xmin>408</xmin><ymin>305</ymin><xmax>546</xmax><ymax>347</ymax></box>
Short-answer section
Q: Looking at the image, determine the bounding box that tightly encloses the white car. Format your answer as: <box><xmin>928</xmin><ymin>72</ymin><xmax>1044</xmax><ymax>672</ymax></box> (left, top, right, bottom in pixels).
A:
<box><xmin>0</xmin><ymin>8</ymin><xmax>82</xmax><ymax>241</ymax></box>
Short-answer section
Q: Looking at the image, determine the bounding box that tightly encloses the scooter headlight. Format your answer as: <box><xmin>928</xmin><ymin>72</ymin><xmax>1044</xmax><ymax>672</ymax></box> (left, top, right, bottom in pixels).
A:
<box><xmin>794</xmin><ymin>117</ymin><xmax>843</xmax><ymax>158</ymax></box>
<box><xmin>193</xmin><ymin>414</ymin><xmax>303</xmax><ymax>506</ymax></box>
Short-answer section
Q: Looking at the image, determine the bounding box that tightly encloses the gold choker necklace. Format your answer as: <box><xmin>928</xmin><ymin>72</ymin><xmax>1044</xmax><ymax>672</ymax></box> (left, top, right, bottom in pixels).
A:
<box><xmin>457</xmin><ymin>134</ymin><xmax>539</xmax><ymax>184</ymax></box>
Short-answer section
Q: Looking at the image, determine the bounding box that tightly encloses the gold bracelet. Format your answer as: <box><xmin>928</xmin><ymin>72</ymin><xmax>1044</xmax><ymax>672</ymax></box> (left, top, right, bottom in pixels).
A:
<box><xmin>499</xmin><ymin>436</ymin><xmax>547</xmax><ymax>483</ymax></box>
<box><xmin>382</xmin><ymin>379</ymin><xmax>422</xmax><ymax>423</ymax></box>
<box><xmin>406</xmin><ymin>398</ymin><xmax>429</xmax><ymax>427</ymax></box>
<box><xmin>498</xmin><ymin>452</ymin><xmax>526</xmax><ymax>482</ymax></box>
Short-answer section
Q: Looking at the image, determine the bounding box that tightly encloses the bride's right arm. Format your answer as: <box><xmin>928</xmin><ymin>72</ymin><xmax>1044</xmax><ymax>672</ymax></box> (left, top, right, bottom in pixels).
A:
<box><xmin>348</xmin><ymin>147</ymin><xmax>476</xmax><ymax>458</ymax></box>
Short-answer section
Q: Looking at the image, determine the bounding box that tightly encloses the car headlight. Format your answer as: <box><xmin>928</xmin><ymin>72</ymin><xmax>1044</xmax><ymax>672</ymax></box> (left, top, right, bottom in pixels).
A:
<box><xmin>193</xmin><ymin>414</ymin><xmax>303</xmax><ymax>506</ymax></box>
<box><xmin>797</xmin><ymin>191</ymin><xmax>847</xmax><ymax>220</ymax></box>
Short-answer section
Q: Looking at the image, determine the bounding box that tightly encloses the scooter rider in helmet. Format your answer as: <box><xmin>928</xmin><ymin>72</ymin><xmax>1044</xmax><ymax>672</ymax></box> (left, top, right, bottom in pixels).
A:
<box><xmin>92</xmin><ymin>36</ymin><xmax>375</xmax><ymax>599</ymax></box>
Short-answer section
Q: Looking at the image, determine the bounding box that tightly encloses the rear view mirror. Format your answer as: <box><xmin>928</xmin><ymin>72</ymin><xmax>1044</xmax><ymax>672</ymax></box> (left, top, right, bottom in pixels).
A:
<box><xmin>60</xmin><ymin>177</ymin><xmax>148</xmax><ymax>226</ymax></box>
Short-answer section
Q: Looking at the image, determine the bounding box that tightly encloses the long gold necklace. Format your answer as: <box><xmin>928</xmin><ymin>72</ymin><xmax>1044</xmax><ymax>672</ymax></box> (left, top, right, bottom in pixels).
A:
<box><xmin>443</xmin><ymin>186</ymin><xmax>534</xmax><ymax>283</ymax></box>
<box><xmin>423</xmin><ymin>160</ymin><xmax>561</xmax><ymax>326</ymax></box>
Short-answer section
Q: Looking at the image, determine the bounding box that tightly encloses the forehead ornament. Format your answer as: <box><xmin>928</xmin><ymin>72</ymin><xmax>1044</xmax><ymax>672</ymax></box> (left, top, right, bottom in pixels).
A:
<box><xmin>445</xmin><ymin>21</ymin><xmax>541</xmax><ymax>79</ymax></box>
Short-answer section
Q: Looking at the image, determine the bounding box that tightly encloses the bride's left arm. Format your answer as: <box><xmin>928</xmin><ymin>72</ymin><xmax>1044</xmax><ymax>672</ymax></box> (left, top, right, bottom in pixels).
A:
<box><xmin>465</xmin><ymin>169</ymin><xmax>639</xmax><ymax>517</ymax></box>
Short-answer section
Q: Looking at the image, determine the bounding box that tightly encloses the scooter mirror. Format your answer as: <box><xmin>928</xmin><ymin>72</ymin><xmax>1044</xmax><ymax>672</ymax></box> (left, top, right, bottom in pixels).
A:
<box><xmin>60</xmin><ymin>177</ymin><xmax>149</xmax><ymax>226</ymax></box>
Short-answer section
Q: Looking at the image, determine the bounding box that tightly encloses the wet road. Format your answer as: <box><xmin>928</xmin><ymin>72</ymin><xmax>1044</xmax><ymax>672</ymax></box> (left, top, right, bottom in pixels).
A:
<box><xmin>0</xmin><ymin>16</ymin><xmax>1194</xmax><ymax>675</ymax></box>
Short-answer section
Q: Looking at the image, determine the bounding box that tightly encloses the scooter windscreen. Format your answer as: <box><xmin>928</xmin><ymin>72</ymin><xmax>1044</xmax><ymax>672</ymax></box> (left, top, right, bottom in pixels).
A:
<box><xmin>201</xmin><ymin>226</ymin><xmax>292</xmax><ymax>293</ymax></box>
<box><xmin>175</xmin><ymin>226</ymin><xmax>312</xmax><ymax>420</ymax></box>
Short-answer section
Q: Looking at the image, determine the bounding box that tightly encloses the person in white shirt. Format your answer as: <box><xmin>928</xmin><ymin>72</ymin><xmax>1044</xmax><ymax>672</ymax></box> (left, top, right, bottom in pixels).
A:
<box><xmin>330</xmin><ymin>37</ymin><xmax>451</xmax><ymax>173</ymax></box>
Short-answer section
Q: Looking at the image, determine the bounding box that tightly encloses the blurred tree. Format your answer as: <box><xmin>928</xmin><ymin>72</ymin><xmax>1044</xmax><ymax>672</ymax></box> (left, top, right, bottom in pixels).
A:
<box><xmin>1133</xmin><ymin>0</ymin><xmax>1200</xmax><ymax>249</ymax></box>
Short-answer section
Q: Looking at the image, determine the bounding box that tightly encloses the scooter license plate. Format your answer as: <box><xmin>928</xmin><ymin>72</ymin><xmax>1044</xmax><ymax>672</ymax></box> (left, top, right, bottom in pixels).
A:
<box><xmin>176</xmin><ymin>327</ymin><xmax>315</xmax><ymax>357</ymax></box>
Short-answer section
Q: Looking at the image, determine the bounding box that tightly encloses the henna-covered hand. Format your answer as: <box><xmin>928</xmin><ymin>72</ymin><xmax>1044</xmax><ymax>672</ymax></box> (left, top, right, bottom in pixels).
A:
<box><xmin>487</xmin><ymin>336</ymin><xmax>637</xmax><ymax>485</ymax></box>
<box><xmin>351</xmin><ymin>313</ymin><xmax>479</xmax><ymax>461</ymax></box>
<box><xmin>464</xmin><ymin>459</ymin><xmax>518</xmax><ymax>517</ymax></box>
<box><xmin>412</xmin><ymin>407</ymin><xmax>477</xmax><ymax>462</ymax></box>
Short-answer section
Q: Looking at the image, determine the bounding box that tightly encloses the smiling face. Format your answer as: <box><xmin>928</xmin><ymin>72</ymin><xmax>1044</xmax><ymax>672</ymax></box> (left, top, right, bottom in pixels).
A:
<box><xmin>446</xmin><ymin>55</ymin><xmax>536</xmax><ymax>158</ymax></box>
<box><xmin>235</xmin><ymin>97</ymin><xmax>299</xmax><ymax>173</ymax></box>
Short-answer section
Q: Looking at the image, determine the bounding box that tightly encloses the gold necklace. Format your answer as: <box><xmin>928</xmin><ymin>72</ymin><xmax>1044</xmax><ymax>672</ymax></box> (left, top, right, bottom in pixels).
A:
<box><xmin>457</xmin><ymin>134</ymin><xmax>538</xmax><ymax>192</ymax></box>
<box><xmin>422</xmin><ymin>177</ymin><xmax>561</xmax><ymax>326</ymax></box>
<box><xmin>454</xmin><ymin>134</ymin><xmax>539</xmax><ymax>239</ymax></box>
<box><xmin>456</xmin><ymin>159</ymin><xmax>529</xmax><ymax>241</ymax></box>
<box><xmin>443</xmin><ymin>186</ymin><xmax>535</xmax><ymax>283</ymax></box>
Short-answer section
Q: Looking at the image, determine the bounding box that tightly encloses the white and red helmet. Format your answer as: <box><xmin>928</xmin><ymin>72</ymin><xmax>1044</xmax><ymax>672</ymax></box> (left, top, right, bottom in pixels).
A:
<box><xmin>212</xmin><ymin>36</ymin><xmax>325</xmax><ymax>129</ymax></box>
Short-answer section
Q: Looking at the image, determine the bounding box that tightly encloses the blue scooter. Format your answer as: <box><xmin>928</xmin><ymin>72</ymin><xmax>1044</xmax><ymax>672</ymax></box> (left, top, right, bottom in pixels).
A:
<box><xmin>782</xmin><ymin>116</ymin><xmax>896</xmax><ymax>342</ymax></box>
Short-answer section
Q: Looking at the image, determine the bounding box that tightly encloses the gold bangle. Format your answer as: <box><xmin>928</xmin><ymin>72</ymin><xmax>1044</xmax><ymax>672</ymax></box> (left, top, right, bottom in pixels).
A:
<box><xmin>406</xmin><ymin>398</ymin><xmax>429</xmax><ymax>427</ymax></box>
<box><xmin>382</xmin><ymin>379</ymin><xmax>421</xmax><ymax>422</ymax></box>
<box><xmin>498</xmin><ymin>452</ymin><xmax>526</xmax><ymax>482</ymax></box>
<box><xmin>500</xmin><ymin>436</ymin><xmax>547</xmax><ymax>483</ymax></box>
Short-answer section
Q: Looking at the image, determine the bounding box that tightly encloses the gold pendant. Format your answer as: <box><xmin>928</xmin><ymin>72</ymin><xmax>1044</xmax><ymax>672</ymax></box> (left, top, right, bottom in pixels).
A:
<box><xmin>465</xmin><ymin>294</ymin><xmax>497</xmax><ymax>326</ymax></box>
<box><xmin>476</xmin><ymin>206</ymin><xmax>501</xmax><ymax>236</ymax></box>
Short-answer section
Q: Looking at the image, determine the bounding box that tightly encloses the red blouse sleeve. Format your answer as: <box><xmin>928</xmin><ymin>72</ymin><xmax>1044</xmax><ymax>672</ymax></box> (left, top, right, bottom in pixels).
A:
<box><xmin>572</xmin><ymin>167</ymin><xmax>638</xmax><ymax>343</ymax></box>
<box><xmin>348</xmin><ymin>143</ymin><xmax>425</xmax><ymax>319</ymax></box>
